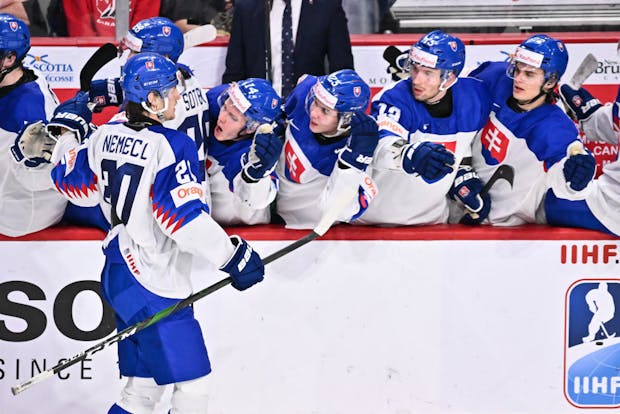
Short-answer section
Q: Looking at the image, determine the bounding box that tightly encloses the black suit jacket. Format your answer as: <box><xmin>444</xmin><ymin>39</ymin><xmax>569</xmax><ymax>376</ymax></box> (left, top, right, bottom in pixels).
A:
<box><xmin>222</xmin><ymin>0</ymin><xmax>354</xmax><ymax>84</ymax></box>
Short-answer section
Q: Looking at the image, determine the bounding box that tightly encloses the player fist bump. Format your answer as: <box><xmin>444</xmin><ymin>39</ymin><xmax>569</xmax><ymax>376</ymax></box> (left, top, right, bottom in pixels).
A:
<box><xmin>401</xmin><ymin>141</ymin><xmax>455</xmax><ymax>183</ymax></box>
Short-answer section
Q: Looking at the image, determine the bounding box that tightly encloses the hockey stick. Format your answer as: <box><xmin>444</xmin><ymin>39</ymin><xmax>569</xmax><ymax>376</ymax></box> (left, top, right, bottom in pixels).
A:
<box><xmin>459</xmin><ymin>164</ymin><xmax>515</xmax><ymax>223</ymax></box>
<box><xmin>183</xmin><ymin>24</ymin><xmax>217</xmax><ymax>50</ymax></box>
<box><xmin>11</xmin><ymin>191</ymin><xmax>354</xmax><ymax>396</ymax></box>
<box><xmin>79</xmin><ymin>43</ymin><xmax>118</xmax><ymax>92</ymax></box>
<box><xmin>568</xmin><ymin>53</ymin><xmax>598</xmax><ymax>90</ymax></box>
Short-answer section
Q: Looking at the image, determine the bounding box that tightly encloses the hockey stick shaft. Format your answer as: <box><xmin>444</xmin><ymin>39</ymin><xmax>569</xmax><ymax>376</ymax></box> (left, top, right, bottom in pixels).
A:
<box><xmin>183</xmin><ymin>24</ymin><xmax>217</xmax><ymax>50</ymax></box>
<box><xmin>79</xmin><ymin>43</ymin><xmax>118</xmax><ymax>92</ymax></box>
<box><xmin>11</xmin><ymin>192</ymin><xmax>354</xmax><ymax>395</ymax></box>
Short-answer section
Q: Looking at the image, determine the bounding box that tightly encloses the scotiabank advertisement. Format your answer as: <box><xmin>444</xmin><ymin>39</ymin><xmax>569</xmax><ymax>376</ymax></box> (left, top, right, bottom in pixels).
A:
<box><xmin>1</xmin><ymin>226</ymin><xmax>619</xmax><ymax>413</ymax></box>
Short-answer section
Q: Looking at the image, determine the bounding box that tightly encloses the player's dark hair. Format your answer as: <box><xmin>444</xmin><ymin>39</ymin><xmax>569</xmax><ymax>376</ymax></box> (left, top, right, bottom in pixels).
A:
<box><xmin>125</xmin><ymin>102</ymin><xmax>146</xmax><ymax>122</ymax></box>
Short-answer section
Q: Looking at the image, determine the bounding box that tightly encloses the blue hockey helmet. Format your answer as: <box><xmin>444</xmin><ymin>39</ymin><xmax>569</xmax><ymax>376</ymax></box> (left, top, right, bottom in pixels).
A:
<box><xmin>408</xmin><ymin>30</ymin><xmax>465</xmax><ymax>78</ymax></box>
<box><xmin>218</xmin><ymin>78</ymin><xmax>282</xmax><ymax>130</ymax></box>
<box><xmin>306</xmin><ymin>69</ymin><xmax>370</xmax><ymax>114</ymax></box>
<box><xmin>121</xmin><ymin>17</ymin><xmax>184</xmax><ymax>62</ymax></box>
<box><xmin>0</xmin><ymin>13</ymin><xmax>30</xmax><ymax>61</ymax></box>
<box><xmin>305</xmin><ymin>69</ymin><xmax>370</xmax><ymax>135</ymax></box>
<box><xmin>509</xmin><ymin>34</ymin><xmax>568</xmax><ymax>83</ymax></box>
<box><xmin>121</xmin><ymin>52</ymin><xmax>179</xmax><ymax>105</ymax></box>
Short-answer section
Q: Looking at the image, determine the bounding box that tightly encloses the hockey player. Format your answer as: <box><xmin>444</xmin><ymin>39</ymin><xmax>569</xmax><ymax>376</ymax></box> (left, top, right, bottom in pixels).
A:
<box><xmin>355</xmin><ymin>30</ymin><xmax>491</xmax><ymax>226</ymax></box>
<box><xmin>50</xmin><ymin>52</ymin><xmax>265</xmax><ymax>413</ymax></box>
<box><xmin>205</xmin><ymin>77</ymin><xmax>283</xmax><ymax>225</ymax></box>
<box><xmin>468</xmin><ymin>34</ymin><xmax>596</xmax><ymax>226</ymax></box>
<box><xmin>543</xmin><ymin>82</ymin><xmax>620</xmax><ymax>236</ymax></box>
<box><xmin>91</xmin><ymin>17</ymin><xmax>210</xmax><ymax>184</ymax></box>
<box><xmin>0</xmin><ymin>13</ymin><xmax>61</xmax><ymax>236</ymax></box>
<box><xmin>275</xmin><ymin>68</ymin><xmax>379</xmax><ymax>229</ymax></box>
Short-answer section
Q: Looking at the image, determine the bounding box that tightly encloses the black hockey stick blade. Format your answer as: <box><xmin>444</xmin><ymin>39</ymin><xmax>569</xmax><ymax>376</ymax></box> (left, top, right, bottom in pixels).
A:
<box><xmin>80</xmin><ymin>43</ymin><xmax>117</xmax><ymax>92</ymax></box>
<box><xmin>481</xmin><ymin>164</ymin><xmax>515</xmax><ymax>197</ymax></box>
<box><xmin>11</xmin><ymin>191</ymin><xmax>356</xmax><ymax>395</ymax></box>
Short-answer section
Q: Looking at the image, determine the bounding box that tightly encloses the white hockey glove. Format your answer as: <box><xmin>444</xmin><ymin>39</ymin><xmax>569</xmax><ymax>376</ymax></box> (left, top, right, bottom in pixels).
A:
<box><xmin>10</xmin><ymin>121</ymin><xmax>57</xmax><ymax>163</ymax></box>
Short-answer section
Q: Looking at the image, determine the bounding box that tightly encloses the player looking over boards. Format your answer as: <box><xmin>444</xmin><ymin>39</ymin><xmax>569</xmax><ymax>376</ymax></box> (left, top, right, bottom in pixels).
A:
<box><xmin>0</xmin><ymin>13</ymin><xmax>61</xmax><ymax>236</ymax></box>
<box><xmin>544</xmin><ymin>82</ymin><xmax>620</xmax><ymax>237</ymax></box>
<box><xmin>275</xmin><ymin>68</ymin><xmax>379</xmax><ymax>229</ymax></box>
<box><xmin>91</xmin><ymin>17</ymin><xmax>210</xmax><ymax>186</ymax></box>
<box><xmin>205</xmin><ymin>78</ymin><xmax>284</xmax><ymax>225</ymax></box>
<box><xmin>468</xmin><ymin>33</ymin><xmax>596</xmax><ymax>226</ymax></box>
<box><xmin>354</xmin><ymin>30</ymin><xmax>492</xmax><ymax>226</ymax></box>
<box><xmin>50</xmin><ymin>52</ymin><xmax>265</xmax><ymax>413</ymax></box>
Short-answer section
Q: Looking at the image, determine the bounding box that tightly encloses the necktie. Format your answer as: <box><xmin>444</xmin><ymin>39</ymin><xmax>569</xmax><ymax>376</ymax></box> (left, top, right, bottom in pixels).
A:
<box><xmin>281</xmin><ymin>0</ymin><xmax>295</xmax><ymax>97</ymax></box>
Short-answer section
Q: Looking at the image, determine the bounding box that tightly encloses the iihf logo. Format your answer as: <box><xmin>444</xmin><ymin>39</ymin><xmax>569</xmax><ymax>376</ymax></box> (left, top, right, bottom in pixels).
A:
<box><xmin>564</xmin><ymin>279</ymin><xmax>620</xmax><ymax>408</ymax></box>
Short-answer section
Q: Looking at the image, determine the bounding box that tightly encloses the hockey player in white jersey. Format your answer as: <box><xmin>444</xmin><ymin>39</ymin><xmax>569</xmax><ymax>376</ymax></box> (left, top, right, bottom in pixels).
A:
<box><xmin>544</xmin><ymin>83</ymin><xmax>620</xmax><ymax>236</ymax></box>
<box><xmin>469</xmin><ymin>34</ymin><xmax>596</xmax><ymax>226</ymax></box>
<box><xmin>0</xmin><ymin>13</ymin><xmax>62</xmax><ymax>236</ymax></box>
<box><xmin>50</xmin><ymin>53</ymin><xmax>265</xmax><ymax>413</ymax></box>
<box><xmin>91</xmin><ymin>17</ymin><xmax>210</xmax><ymax>184</ymax></box>
<box><xmin>355</xmin><ymin>30</ymin><xmax>492</xmax><ymax>226</ymax></box>
<box><xmin>205</xmin><ymin>78</ymin><xmax>283</xmax><ymax>225</ymax></box>
<box><xmin>276</xmin><ymin>68</ymin><xmax>379</xmax><ymax>229</ymax></box>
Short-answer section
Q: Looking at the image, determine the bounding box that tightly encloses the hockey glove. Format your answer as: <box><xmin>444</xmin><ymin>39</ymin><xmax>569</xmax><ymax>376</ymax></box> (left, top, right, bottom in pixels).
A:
<box><xmin>338</xmin><ymin>111</ymin><xmax>379</xmax><ymax>172</ymax></box>
<box><xmin>243</xmin><ymin>126</ymin><xmax>283</xmax><ymax>182</ymax></box>
<box><xmin>11</xmin><ymin>120</ymin><xmax>56</xmax><ymax>164</ymax></box>
<box><xmin>220</xmin><ymin>236</ymin><xmax>265</xmax><ymax>291</ymax></box>
<box><xmin>46</xmin><ymin>91</ymin><xmax>94</xmax><ymax>143</ymax></box>
<box><xmin>559</xmin><ymin>84</ymin><xmax>602</xmax><ymax>122</ymax></box>
<box><xmin>89</xmin><ymin>78</ymin><xmax>123</xmax><ymax>112</ymax></box>
<box><xmin>563</xmin><ymin>144</ymin><xmax>596</xmax><ymax>191</ymax></box>
<box><xmin>449</xmin><ymin>165</ymin><xmax>491</xmax><ymax>225</ymax></box>
<box><xmin>401</xmin><ymin>141</ymin><xmax>455</xmax><ymax>183</ymax></box>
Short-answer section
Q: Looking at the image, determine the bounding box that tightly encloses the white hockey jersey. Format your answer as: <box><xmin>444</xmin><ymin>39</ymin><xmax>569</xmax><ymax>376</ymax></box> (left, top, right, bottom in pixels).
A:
<box><xmin>355</xmin><ymin>76</ymin><xmax>492</xmax><ymax>226</ymax></box>
<box><xmin>51</xmin><ymin>120</ymin><xmax>235</xmax><ymax>298</ymax></box>
<box><xmin>276</xmin><ymin>75</ymin><xmax>377</xmax><ymax>229</ymax></box>
<box><xmin>470</xmin><ymin>61</ymin><xmax>588</xmax><ymax>226</ymax></box>
<box><xmin>204</xmin><ymin>84</ymin><xmax>277</xmax><ymax>226</ymax></box>
<box><xmin>0</xmin><ymin>69</ymin><xmax>61</xmax><ymax>237</ymax></box>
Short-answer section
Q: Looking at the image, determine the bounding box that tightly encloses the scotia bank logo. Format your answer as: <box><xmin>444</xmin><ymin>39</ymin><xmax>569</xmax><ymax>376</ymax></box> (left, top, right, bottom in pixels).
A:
<box><xmin>564</xmin><ymin>279</ymin><xmax>620</xmax><ymax>408</ymax></box>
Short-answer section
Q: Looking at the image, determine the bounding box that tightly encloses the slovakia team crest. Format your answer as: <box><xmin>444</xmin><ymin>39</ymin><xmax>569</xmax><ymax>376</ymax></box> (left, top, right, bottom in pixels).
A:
<box><xmin>9</xmin><ymin>21</ymin><xmax>18</xmax><ymax>31</ymax></box>
<box><xmin>564</xmin><ymin>279</ymin><xmax>620</xmax><ymax>408</ymax></box>
<box><xmin>479</xmin><ymin>118</ymin><xmax>509</xmax><ymax>165</ymax></box>
<box><xmin>162</xmin><ymin>26</ymin><xmax>171</xmax><ymax>36</ymax></box>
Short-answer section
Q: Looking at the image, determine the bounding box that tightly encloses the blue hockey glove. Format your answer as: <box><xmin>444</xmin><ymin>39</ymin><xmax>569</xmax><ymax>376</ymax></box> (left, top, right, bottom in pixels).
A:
<box><xmin>563</xmin><ymin>147</ymin><xmax>596</xmax><ymax>191</ymax></box>
<box><xmin>559</xmin><ymin>84</ymin><xmax>602</xmax><ymax>121</ymax></box>
<box><xmin>243</xmin><ymin>127</ymin><xmax>283</xmax><ymax>181</ymax></box>
<box><xmin>401</xmin><ymin>141</ymin><xmax>455</xmax><ymax>183</ymax></box>
<box><xmin>89</xmin><ymin>78</ymin><xmax>123</xmax><ymax>112</ymax></box>
<box><xmin>220</xmin><ymin>236</ymin><xmax>265</xmax><ymax>291</ymax></box>
<box><xmin>338</xmin><ymin>111</ymin><xmax>379</xmax><ymax>171</ymax></box>
<box><xmin>450</xmin><ymin>165</ymin><xmax>491</xmax><ymax>225</ymax></box>
<box><xmin>46</xmin><ymin>91</ymin><xmax>93</xmax><ymax>143</ymax></box>
<box><xmin>10</xmin><ymin>120</ymin><xmax>56</xmax><ymax>165</ymax></box>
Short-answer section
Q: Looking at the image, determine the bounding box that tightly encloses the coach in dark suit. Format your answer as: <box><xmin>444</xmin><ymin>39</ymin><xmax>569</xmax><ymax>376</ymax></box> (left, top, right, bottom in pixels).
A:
<box><xmin>222</xmin><ymin>0</ymin><xmax>354</xmax><ymax>95</ymax></box>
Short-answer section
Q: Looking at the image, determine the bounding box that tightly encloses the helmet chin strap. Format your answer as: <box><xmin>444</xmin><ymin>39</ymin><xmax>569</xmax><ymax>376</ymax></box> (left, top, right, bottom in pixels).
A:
<box><xmin>0</xmin><ymin>55</ymin><xmax>20</xmax><ymax>84</ymax></box>
<box><xmin>141</xmin><ymin>93</ymin><xmax>170</xmax><ymax>121</ymax></box>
